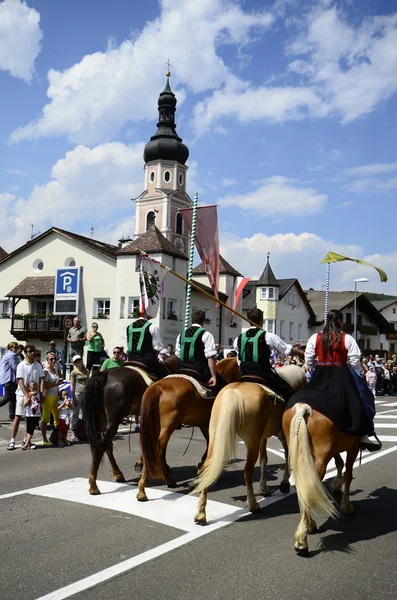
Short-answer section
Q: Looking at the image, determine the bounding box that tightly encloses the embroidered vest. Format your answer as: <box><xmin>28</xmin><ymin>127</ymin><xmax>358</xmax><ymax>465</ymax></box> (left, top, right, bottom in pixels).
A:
<box><xmin>127</xmin><ymin>320</ymin><xmax>153</xmax><ymax>357</ymax></box>
<box><xmin>237</xmin><ymin>329</ymin><xmax>271</xmax><ymax>374</ymax></box>
<box><xmin>315</xmin><ymin>332</ymin><xmax>348</xmax><ymax>366</ymax></box>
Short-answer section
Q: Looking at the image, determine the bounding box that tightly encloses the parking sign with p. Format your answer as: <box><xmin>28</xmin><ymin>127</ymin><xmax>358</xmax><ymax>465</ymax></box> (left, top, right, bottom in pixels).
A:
<box><xmin>54</xmin><ymin>267</ymin><xmax>81</xmax><ymax>315</ymax></box>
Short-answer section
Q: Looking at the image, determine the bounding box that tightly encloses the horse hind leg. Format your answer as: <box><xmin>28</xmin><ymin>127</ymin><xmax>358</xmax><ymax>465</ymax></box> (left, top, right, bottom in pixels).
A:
<box><xmin>136</xmin><ymin>463</ymin><xmax>149</xmax><ymax>502</ymax></box>
<box><xmin>276</xmin><ymin>428</ymin><xmax>291</xmax><ymax>494</ymax></box>
<box><xmin>340</xmin><ymin>443</ymin><xmax>359</xmax><ymax>515</ymax></box>
<box><xmin>194</xmin><ymin>490</ymin><xmax>208</xmax><ymax>525</ymax></box>
<box><xmin>88</xmin><ymin>443</ymin><xmax>106</xmax><ymax>495</ymax></box>
<box><xmin>104</xmin><ymin>432</ymin><xmax>126</xmax><ymax>483</ymax></box>
<box><xmin>244</xmin><ymin>441</ymin><xmax>261</xmax><ymax>513</ymax></box>
<box><xmin>197</xmin><ymin>426</ymin><xmax>209</xmax><ymax>472</ymax></box>
<box><xmin>259</xmin><ymin>436</ymin><xmax>270</xmax><ymax>497</ymax></box>
<box><xmin>331</xmin><ymin>453</ymin><xmax>344</xmax><ymax>502</ymax></box>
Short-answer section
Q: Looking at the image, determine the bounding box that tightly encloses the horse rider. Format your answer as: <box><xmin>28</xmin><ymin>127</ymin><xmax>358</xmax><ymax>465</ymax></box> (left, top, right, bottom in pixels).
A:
<box><xmin>289</xmin><ymin>309</ymin><xmax>381</xmax><ymax>452</ymax></box>
<box><xmin>175</xmin><ymin>308</ymin><xmax>226</xmax><ymax>393</ymax></box>
<box><xmin>125</xmin><ymin>316</ymin><xmax>170</xmax><ymax>379</ymax></box>
<box><xmin>233</xmin><ymin>307</ymin><xmax>304</xmax><ymax>402</ymax></box>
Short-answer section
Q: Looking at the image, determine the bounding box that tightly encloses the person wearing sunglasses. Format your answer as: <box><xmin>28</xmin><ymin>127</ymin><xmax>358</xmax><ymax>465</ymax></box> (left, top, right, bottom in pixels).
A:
<box><xmin>86</xmin><ymin>322</ymin><xmax>105</xmax><ymax>372</ymax></box>
<box><xmin>0</xmin><ymin>342</ymin><xmax>20</xmax><ymax>421</ymax></box>
<box><xmin>100</xmin><ymin>347</ymin><xmax>125</xmax><ymax>371</ymax></box>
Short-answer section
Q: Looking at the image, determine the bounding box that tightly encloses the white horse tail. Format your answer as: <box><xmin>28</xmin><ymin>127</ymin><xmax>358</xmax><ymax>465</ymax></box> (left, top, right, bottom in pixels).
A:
<box><xmin>192</xmin><ymin>387</ymin><xmax>245</xmax><ymax>494</ymax></box>
<box><xmin>289</xmin><ymin>403</ymin><xmax>338</xmax><ymax>519</ymax></box>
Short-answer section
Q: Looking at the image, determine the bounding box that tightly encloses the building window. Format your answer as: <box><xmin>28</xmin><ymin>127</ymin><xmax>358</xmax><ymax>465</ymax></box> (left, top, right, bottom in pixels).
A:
<box><xmin>357</xmin><ymin>314</ymin><xmax>362</xmax><ymax>326</ymax></box>
<box><xmin>260</xmin><ymin>288</ymin><xmax>266</xmax><ymax>300</ymax></box>
<box><xmin>146</xmin><ymin>211</ymin><xmax>156</xmax><ymax>230</ymax></box>
<box><xmin>94</xmin><ymin>298</ymin><xmax>111</xmax><ymax>317</ymax></box>
<box><xmin>298</xmin><ymin>324</ymin><xmax>302</xmax><ymax>339</ymax></box>
<box><xmin>176</xmin><ymin>212</ymin><xmax>183</xmax><ymax>234</ymax></box>
<box><xmin>280</xmin><ymin>320</ymin><xmax>285</xmax><ymax>339</ymax></box>
<box><xmin>36</xmin><ymin>301</ymin><xmax>48</xmax><ymax>315</ymax></box>
<box><xmin>0</xmin><ymin>347</ymin><xmax>7</xmax><ymax>360</ymax></box>
<box><xmin>164</xmin><ymin>170</ymin><xmax>171</xmax><ymax>183</ymax></box>
<box><xmin>0</xmin><ymin>300</ymin><xmax>12</xmax><ymax>315</ymax></box>
<box><xmin>289</xmin><ymin>322</ymin><xmax>294</xmax><ymax>340</ymax></box>
<box><xmin>150</xmin><ymin>171</ymin><xmax>156</xmax><ymax>183</ymax></box>
<box><xmin>120</xmin><ymin>297</ymin><xmax>125</xmax><ymax>319</ymax></box>
<box><xmin>345</xmin><ymin>313</ymin><xmax>352</xmax><ymax>324</ymax></box>
<box><xmin>167</xmin><ymin>299</ymin><xmax>179</xmax><ymax>320</ymax></box>
<box><xmin>268</xmin><ymin>288</ymin><xmax>274</xmax><ymax>299</ymax></box>
<box><xmin>266</xmin><ymin>319</ymin><xmax>274</xmax><ymax>333</ymax></box>
<box><xmin>128</xmin><ymin>297</ymin><xmax>140</xmax><ymax>318</ymax></box>
<box><xmin>178</xmin><ymin>173</ymin><xmax>184</xmax><ymax>185</ymax></box>
<box><xmin>33</xmin><ymin>258</ymin><xmax>44</xmax><ymax>272</ymax></box>
<box><xmin>393</xmin><ymin>308</ymin><xmax>396</xmax><ymax>314</ymax></box>
<box><xmin>64</xmin><ymin>257</ymin><xmax>76</xmax><ymax>267</ymax></box>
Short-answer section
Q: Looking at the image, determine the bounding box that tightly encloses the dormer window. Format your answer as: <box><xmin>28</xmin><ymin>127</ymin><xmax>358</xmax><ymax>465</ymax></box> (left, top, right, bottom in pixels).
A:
<box><xmin>260</xmin><ymin>287</ymin><xmax>278</xmax><ymax>300</ymax></box>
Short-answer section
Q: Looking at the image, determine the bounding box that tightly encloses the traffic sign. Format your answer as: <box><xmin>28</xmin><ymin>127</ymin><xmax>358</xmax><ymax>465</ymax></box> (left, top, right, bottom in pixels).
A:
<box><xmin>54</xmin><ymin>267</ymin><xmax>81</xmax><ymax>315</ymax></box>
<box><xmin>63</xmin><ymin>315</ymin><xmax>74</xmax><ymax>331</ymax></box>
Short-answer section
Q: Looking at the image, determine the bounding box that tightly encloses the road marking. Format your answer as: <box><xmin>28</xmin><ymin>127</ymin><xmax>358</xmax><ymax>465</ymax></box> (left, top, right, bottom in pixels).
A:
<box><xmin>375</xmin><ymin>407</ymin><xmax>397</xmax><ymax>414</ymax></box>
<box><xmin>371</xmin><ymin>423</ymin><xmax>397</xmax><ymax>428</ymax></box>
<box><xmin>383</xmin><ymin>401</ymin><xmax>397</xmax><ymax>407</ymax></box>
<box><xmin>377</xmin><ymin>435</ymin><xmax>397</xmax><ymax>443</ymax></box>
<box><xmin>375</xmin><ymin>415</ymin><xmax>397</xmax><ymax>418</ymax></box>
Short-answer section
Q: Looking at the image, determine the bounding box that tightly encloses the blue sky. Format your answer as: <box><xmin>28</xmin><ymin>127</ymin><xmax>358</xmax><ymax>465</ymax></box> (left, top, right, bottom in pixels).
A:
<box><xmin>1</xmin><ymin>0</ymin><xmax>397</xmax><ymax>293</ymax></box>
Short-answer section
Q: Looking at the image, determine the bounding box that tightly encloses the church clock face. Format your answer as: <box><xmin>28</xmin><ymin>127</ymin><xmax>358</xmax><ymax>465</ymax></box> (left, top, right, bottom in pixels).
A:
<box><xmin>173</xmin><ymin>236</ymin><xmax>185</xmax><ymax>253</ymax></box>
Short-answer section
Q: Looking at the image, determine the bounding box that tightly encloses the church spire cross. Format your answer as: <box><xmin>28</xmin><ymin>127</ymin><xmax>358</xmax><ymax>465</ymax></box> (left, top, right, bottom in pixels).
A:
<box><xmin>165</xmin><ymin>59</ymin><xmax>172</xmax><ymax>77</ymax></box>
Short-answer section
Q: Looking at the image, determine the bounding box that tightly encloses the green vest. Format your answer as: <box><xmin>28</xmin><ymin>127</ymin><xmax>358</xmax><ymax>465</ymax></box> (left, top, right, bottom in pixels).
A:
<box><xmin>180</xmin><ymin>327</ymin><xmax>205</xmax><ymax>361</ymax></box>
<box><xmin>240</xmin><ymin>329</ymin><xmax>263</xmax><ymax>362</ymax></box>
<box><xmin>127</xmin><ymin>321</ymin><xmax>151</xmax><ymax>355</ymax></box>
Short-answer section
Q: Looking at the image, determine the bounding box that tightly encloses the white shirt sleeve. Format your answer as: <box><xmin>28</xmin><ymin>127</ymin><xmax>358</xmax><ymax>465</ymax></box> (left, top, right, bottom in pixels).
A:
<box><xmin>265</xmin><ymin>332</ymin><xmax>292</xmax><ymax>356</ymax></box>
<box><xmin>202</xmin><ymin>330</ymin><xmax>217</xmax><ymax>359</ymax></box>
<box><xmin>149</xmin><ymin>323</ymin><xmax>165</xmax><ymax>352</ymax></box>
<box><xmin>344</xmin><ymin>334</ymin><xmax>361</xmax><ymax>371</ymax></box>
<box><xmin>175</xmin><ymin>334</ymin><xmax>181</xmax><ymax>358</ymax></box>
<box><xmin>233</xmin><ymin>336</ymin><xmax>241</xmax><ymax>365</ymax></box>
<box><xmin>304</xmin><ymin>334</ymin><xmax>318</xmax><ymax>369</ymax></box>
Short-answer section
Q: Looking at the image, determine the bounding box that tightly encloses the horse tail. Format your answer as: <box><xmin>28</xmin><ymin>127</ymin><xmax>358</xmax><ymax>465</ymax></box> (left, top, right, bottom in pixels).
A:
<box><xmin>192</xmin><ymin>387</ymin><xmax>245</xmax><ymax>494</ymax></box>
<box><xmin>289</xmin><ymin>403</ymin><xmax>338</xmax><ymax>519</ymax></box>
<box><xmin>84</xmin><ymin>371</ymin><xmax>108</xmax><ymax>455</ymax></box>
<box><xmin>140</xmin><ymin>383</ymin><xmax>163</xmax><ymax>480</ymax></box>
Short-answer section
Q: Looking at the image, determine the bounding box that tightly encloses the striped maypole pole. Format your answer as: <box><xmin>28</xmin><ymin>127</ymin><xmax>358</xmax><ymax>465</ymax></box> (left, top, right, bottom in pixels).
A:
<box><xmin>184</xmin><ymin>192</ymin><xmax>198</xmax><ymax>328</ymax></box>
<box><xmin>324</xmin><ymin>262</ymin><xmax>330</xmax><ymax>324</ymax></box>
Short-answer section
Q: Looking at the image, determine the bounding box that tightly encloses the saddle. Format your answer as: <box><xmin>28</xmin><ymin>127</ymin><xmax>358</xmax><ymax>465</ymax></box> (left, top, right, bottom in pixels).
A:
<box><xmin>123</xmin><ymin>361</ymin><xmax>159</xmax><ymax>381</ymax></box>
<box><xmin>239</xmin><ymin>375</ymin><xmax>284</xmax><ymax>404</ymax></box>
<box><xmin>164</xmin><ymin>374</ymin><xmax>216</xmax><ymax>399</ymax></box>
<box><xmin>239</xmin><ymin>374</ymin><xmax>267</xmax><ymax>385</ymax></box>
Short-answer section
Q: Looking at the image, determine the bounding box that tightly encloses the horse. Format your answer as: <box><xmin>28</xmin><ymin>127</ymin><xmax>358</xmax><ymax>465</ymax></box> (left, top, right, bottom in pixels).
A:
<box><xmin>192</xmin><ymin>366</ymin><xmax>307</xmax><ymax>525</ymax></box>
<box><xmin>84</xmin><ymin>355</ymin><xmax>178</xmax><ymax>495</ymax></box>
<box><xmin>136</xmin><ymin>357</ymin><xmax>241</xmax><ymax>502</ymax></box>
<box><xmin>282</xmin><ymin>403</ymin><xmax>360</xmax><ymax>554</ymax></box>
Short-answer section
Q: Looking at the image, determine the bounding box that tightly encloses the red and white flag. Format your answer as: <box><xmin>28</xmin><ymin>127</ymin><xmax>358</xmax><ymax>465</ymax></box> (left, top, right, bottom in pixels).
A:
<box><xmin>230</xmin><ymin>276</ymin><xmax>250</xmax><ymax>325</ymax></box>
<box><xmin>180</xmin><ymin>205</ymin><xmax>220</xmax><ymax>300</ymax></box>
<box><xmin>139</xmin><ymin>255</ymin><xmax>167</xmax><ymax>318</ymax></box>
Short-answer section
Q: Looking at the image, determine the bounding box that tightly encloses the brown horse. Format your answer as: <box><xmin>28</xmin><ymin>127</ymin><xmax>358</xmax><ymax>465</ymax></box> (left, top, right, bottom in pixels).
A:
<box><xmin>192</xmin><ymin>366</ymin><xmax>307</xmax><ymax>524</ymax></box>
<box><xmin>136</xmin><ymin>357</ymin><xmax>241</xmax><ymax>502</ymax></box>
<box><xmin>84</xmin><ymin>356</ymin><xmax>178</xmax><ymax>495</ymax></box>
<box><xmin>282</xmin><ymin>403</ymin><xmax>360</xmax><ymax>554</ymax></box>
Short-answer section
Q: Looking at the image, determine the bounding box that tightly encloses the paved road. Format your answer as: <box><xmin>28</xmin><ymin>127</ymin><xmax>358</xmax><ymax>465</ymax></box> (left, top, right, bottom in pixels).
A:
<box><xmin>1</xmin><ymin>396</ymin><xmax>397</xmax><ymax>600</ymax></box>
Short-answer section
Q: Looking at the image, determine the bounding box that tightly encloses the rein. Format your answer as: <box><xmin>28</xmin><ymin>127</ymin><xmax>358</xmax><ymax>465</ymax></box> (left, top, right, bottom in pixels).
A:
<box><xmin>182</xmin><ymin>426</ymin><xmax>195</xmax><ymax>457</ymax></box>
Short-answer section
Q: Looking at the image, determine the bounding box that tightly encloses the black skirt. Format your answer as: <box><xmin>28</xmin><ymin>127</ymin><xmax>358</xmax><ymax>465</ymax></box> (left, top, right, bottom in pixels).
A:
<box><xmin>285</xmin><ymin>365</ymin><xmax>373</xmax><ymax>436</ymax></box>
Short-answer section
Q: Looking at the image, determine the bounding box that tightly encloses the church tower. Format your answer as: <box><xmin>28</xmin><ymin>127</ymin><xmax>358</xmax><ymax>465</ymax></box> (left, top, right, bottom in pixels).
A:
<box><xmin>255</xmin><ymin>254</ymin><xmax>280</xmax><ymax>334</ymax></box>
<box><xmin>134</xmin><ymin>70</ymin><xmax>192</xmax><ymax>255</ymax></box>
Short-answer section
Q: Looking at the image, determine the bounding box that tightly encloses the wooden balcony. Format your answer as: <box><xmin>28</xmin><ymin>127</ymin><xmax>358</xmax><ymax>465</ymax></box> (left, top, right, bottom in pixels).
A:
<box><xmin>10</xmin><ymin>316</ymin><xmax>64</xmax><ymax>341</ymax></box>
<box><xmin>343</xmin><ymin>323</ymin><xmax>378</xmax><ymax>336</ymax></box>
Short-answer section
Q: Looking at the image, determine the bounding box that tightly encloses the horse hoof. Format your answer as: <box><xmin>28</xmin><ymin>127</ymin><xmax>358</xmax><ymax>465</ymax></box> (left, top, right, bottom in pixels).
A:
<box><xmin>341</xmin><ymin>504</ymin><xmax>354</xmax><ymax>516</ymax></box>
<box><xmin>134</xmin><ymin>461</ymin><xmax>143</xmax><ymax>473</ymax></box>
<box><xmin>308</xmin><ymin>526</ymin><xmax>318</xmax><ymax>535</ymax></box>
<box><xmin>194</xmin><ymin>514</ymin><xmax>207</xmax><ymax>525</ymax></box>
<box><xmin>332</xmin><ymin>489</ymin><xmax>343</xmax><ymax>502</ymax></box>
<box><xmin>280</xmin><ymin>481</ymin><xmax>291</xmax><ymax>494</ymax></box>
<box><xmin>136</xmin><ymin>492</ymin><xmax>148</xmax><ymax>502</ymax></box>
<box><xmin>167</xmin><ymin>481</ymin><xmax>177</xmax><ymax>489</ymax></box>
<box><xmin>250</xmin><ymin>504</ymin><xmax>261</xmax><ymax>513</ymax></box>
<box><xmin>295</xmin><ymin>546</ymin><xmax>309</xmax><ymax>556</ymax></box>
<box><xmin>260</xmin><ymin>488</ymin><xmax>271</xmax><ymax>497</ymax></box>
<box><xmin>89</xmin><ymin>488</ymin><xmax>101</xmax><ymax>496</ymax></box>
<box><xmin>115</xmin><ymin>474</ymin><xmax>126</xmax><ymax>483</ymax></box>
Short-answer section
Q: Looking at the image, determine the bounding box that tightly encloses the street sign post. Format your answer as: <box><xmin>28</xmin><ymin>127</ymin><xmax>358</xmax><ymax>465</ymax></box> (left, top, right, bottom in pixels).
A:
<box><xmin>62</xmin><ymin>314</ymin><xmax>75</xmax><ymax>378</ymax></box>
<box><xmin>54</xmin><ymin>267</ymin><xmax>81</xmax><ymax>315</ymax></box>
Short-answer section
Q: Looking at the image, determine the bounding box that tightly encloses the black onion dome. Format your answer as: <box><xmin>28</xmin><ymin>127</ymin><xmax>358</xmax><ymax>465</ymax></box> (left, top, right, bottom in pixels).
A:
<box><xmin>144</xmin><ymin>77</ymin><xmax>189</xmax><ymax>166</ymax></box>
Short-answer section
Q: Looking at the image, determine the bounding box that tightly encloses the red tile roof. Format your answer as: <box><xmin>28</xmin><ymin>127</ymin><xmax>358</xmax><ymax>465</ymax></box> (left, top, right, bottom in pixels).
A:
<box><xmin>118</xmin><ymin>226</ymin><xmax>188</xmax><ymax>260</ymax></box>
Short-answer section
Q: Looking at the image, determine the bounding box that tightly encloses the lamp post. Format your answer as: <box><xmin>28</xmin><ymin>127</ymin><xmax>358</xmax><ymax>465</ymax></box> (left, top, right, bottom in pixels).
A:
<box><xmin>353</xmin><ymin>277</ymin><xmax>369</xmax><ymax>341</ymax></box>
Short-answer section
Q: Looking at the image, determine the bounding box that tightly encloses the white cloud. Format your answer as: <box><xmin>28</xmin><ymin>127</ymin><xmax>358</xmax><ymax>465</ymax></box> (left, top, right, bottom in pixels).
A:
<box><xmin>219</xmin><ymin>230</ymin><xmax>393</xmax><ymax>293</ymax></box>
<box><xmin>287</xmin><ymin>5</ymin><xmax>397</xmax><ymax>123</ymax></box>
<box><xmin>346</xmin><ymin>162</ymin><xmax>397</xmax><ymax>177</ymax></box>
<box><xmin>221</xmin><ymin>178</ymin><xmax>237</xmax><ymax>187</ymax></box>
<box><xmin>9</xmin><ymin>0</ymin><xmax>274</xmax><ymax>145</ymax></box>
<box><xmin>4</xmin><ymin>168</ymin><xmax>27</xmax><ymax>177</ymax></box>
<box><xmin>219</xmin><ymin>176</ymin><xmax>326</xmax><ymax>217</ymax></box>
<box><xmin>0</xmin><ymin>0</ymin><xmax>43</xmax><ymax>82</ymax></box>
<box><xmin>344</xmin><ymin>162</ymin><xmax>397</xmax><ymax>193</ymax></box>
<box><xmin>0</xmin><ymin>142</ymin><xmax>145</xmax><ymax>251</ymax></box>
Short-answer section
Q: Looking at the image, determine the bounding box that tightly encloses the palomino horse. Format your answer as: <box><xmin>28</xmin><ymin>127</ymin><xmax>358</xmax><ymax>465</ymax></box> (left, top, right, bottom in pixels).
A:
<box><xmin>84</xmin><ymin>356</ymin><xmax>178</xmax><ymax>495</ymax></box>
<box><xmin>136</xmin><ymin>357</ymin><xmax>241</xmax><ymax>502</ymax></box>
<box><xmin>192</xmin><ymin>366</ymin><xmax>306</xmax><ymax>525</ymax></box>
<box><xmin>282</xmin><ymin>403</ymin><xmax>360</xmax><ymax>554</ymax></box>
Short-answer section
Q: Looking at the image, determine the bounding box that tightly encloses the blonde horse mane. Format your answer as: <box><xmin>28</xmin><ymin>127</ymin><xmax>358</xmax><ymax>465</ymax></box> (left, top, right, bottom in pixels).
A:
<box><xmin>277</xmin><ymin>364</ymin><xmax>306</xmax><ymax>391</ymax></box>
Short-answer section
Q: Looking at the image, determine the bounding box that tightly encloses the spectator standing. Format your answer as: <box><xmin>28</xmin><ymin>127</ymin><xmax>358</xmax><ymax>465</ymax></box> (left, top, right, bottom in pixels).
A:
<box><xmin>366</xmin><ymin>366</ymin><xmax>377</xmax><ymax>397</ymax></box>
<box><xmin>41</xmin><ymin>353</ymin><xmax>63</xmax><ymax>445</ymax></box>
<box><xmin>69</xmin><ymin>355</ymin><xmax>89</xmax><ymax>442</ymax></box>
<box><xmin>167</xmin><ymin>344</ymin><xmax>175</xmax><ymax>356</ymax></box>
<box><xmin>67</xmin><ymin>317</ymin><xmax>87</xmax><ymax>362</ymax></box>
<box><xmin>374</xmin><ymin>355</ymin><xmax>383</xmax><ymax>394</ymax></box>
<box><xmin>16</xmin><ymin>345</ymin><xmax>24</xmax><ymax>362</ymax></box>
<box><xmin>21</xmin><ymin>382</ymin><xmax>41</xmax><ymax>450</ymax></box>
<box><xmin>46</xmin><ymin>341</ymin><xmax>62</xmax><ymax>363</ymax></box>
<box><xmin>57</xmin><ymin>389</ymin><xmax>75</xmax><ymax>446</ymax></box>
<box><xmin>383</xmin><ymin>364</ymin><xmax>391</xmax><ymax>396</ymax></box>
<box><xmin>86</xmin><ymin>322</ymin><xmax>105</xmax><ymax>372</ymax></box>
<box><xmin>0</xmin><ymin>342</ymin><xmax>20</xmax><ymax>420</ymax></box>
<box><xmin>215</xmin><ymin>343</ymin><xmax>224</xmax><ymax>361</ymax></box>
<box><xmin>7</xmin><ymin>344</ymin><xmax>45</xmax><ymax>450</ymax></box>
<box><xmin>391</xmin><ymin>366</ymin><xmax>397</xmax><ymax>395</ymax></box>
<box><xmin>100</xmin><ymin>347</ymin><xmax>124</xmax><ymax>371</ymax></box>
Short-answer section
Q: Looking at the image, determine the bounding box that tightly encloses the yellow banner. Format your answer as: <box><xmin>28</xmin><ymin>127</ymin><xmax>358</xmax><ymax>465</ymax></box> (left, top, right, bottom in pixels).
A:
<box><xmin>320</xmin><ymin>252</ymin><xmax>387</xmax><ymax>283</ymax></box>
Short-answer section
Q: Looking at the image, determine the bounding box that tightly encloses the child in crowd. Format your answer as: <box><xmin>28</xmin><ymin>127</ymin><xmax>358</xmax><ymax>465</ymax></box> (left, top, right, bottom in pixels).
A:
<box><xmin>57</xmin><ymin>388</ymin><xmax>75</xmax><ymax>446</ymax></box>
<box><xmin>366</xmin><ymin>365</ymin><xmax>377</xmax><ymax>397</ymax></box>
<box><xmin>22</xmin><ymin>382</ymin><xmax>41</xmax><ymax>450</ymax></box>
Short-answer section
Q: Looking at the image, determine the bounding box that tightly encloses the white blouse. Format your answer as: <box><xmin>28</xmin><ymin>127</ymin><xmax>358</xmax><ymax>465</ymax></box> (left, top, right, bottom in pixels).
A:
<box><xmin>305</xmin><ymin>332</ymin><xmax>361</xmax><ymax>372</ymax></box>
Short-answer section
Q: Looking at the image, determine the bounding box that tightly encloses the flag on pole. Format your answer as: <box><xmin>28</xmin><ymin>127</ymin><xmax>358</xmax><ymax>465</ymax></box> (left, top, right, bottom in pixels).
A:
<box><xmin>139</xmin><ymin>255</ymin><xmax>168</xmax><ymax>318</ymax></box>
<box><xmin>180</xmin><ymin>205</ymin><xmax>220</xmax><ymax>300</ymax></box>
<box><xmin>230</xmin><ymin>276</ymin><xmax>250</xmax><ymax>325</ymax></box>
<box><xmin>320</xmin><ymin>252</ymin><xmax>388</xmax><ymax>282</ymax></box>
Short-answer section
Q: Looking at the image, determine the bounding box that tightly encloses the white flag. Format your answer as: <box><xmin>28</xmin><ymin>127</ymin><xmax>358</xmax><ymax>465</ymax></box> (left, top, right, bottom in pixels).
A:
<box><xmin>139</xmin><ymin>256</ymin><xmax>167</xmax><ymax>318</ymax></box>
